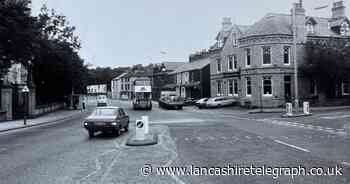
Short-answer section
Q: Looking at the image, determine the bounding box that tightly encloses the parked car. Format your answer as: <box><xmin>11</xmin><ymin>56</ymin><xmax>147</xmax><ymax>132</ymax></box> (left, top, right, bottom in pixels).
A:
<box><xmin>158</xmin><ymin>91</ymin><xmax>184</xmax><ymax>110</ymax></box>
<box><xmin>206</xmin><ymin>96</ymin><xmax>237</xmax><ymax>108</ymax></box>
<box><xmin>97</xmin><ymin>95</ymin><xmax>108</xmax><ymax>106</ymax></box>
<box><xmin>184</xmin><ymin>97</ymin><xmax>196</xmax><ymax>106</ymax></box>
<box><xmin>83</xmin><ymin>106</ymin><xmax>129</xmax><ymax>138</ymax></box>
<box><xmin>195</xmin><ymin>98</ymin><xmax>209</xmax><ymax>109</ymax></box>
<box><xmin>120</xmin><ymin>94</ymin><xmax>129</xmax><ymax>100</ymax></box>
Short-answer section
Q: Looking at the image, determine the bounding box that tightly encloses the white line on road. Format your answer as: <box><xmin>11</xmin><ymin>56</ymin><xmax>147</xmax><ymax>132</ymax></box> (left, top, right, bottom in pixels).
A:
<box><xmin>274</xmin><ymin>140</ymin><xmax>310</xmax><ymax>153</ymax></box>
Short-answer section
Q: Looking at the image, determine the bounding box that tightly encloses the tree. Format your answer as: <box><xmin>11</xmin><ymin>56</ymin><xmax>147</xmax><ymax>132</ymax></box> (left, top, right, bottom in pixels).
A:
<box><xmin>0</xmin><ymin>0</ymin><xmax>40</xmax><ymax>81</ymax></box>
<box><xmin>301</xmin><ymin>38</ymin><xmax>350</xmax><ymax>98</ymax></box>
<box><xmin>32</xmin><ymin>4</ymin><xmax>88</xmax><ymax>104</ymax></box>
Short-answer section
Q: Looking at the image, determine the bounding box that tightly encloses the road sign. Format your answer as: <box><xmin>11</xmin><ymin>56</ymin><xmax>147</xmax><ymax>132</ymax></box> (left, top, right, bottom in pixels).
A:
<box><xmin>135</xmin><ymin>120</ymin><xmax>145</xmax><ymax>140</ymax></box>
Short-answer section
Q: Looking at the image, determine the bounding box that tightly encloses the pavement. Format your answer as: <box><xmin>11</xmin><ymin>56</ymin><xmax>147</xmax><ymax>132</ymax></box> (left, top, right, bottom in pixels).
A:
<box><xmin>248</xmin><ymin>105</ymin><xmax>350</xmax><ymax>114</ymax></box>
<box><xmin>0</xmin><ymin>109</ymin><xmax>84</xmax><ymax>133</ymax></box>
<box><xmin>0</xmin><ymin>100</ymin><xmax>350</xmax><ymax>183</ymax></box>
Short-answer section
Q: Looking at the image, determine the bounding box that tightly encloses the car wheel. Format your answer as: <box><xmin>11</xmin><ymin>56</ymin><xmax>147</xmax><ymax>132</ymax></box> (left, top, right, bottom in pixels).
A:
<box><xmin>88</xmin><ymin>130</ymin><xmax>94</xmax><ymax>138</ymax></box>
<box><xmin>115</xmin><ymin>128</ymin><xmax>121</xmax><ymax>136</ymax></box>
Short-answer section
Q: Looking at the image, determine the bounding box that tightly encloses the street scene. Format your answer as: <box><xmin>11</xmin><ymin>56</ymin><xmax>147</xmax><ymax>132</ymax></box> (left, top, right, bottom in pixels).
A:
<box><xmin>1</xmin><ymin>0</ymin><xmax>350</xmax><ymax>183</ymax></box>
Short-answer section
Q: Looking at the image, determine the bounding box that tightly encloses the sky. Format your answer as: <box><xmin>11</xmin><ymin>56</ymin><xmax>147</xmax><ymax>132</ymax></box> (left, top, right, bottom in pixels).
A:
<box><xmin>30</xmin><ymin>0</ymin><xmax>350</xmax><ymax>68</ymax></box>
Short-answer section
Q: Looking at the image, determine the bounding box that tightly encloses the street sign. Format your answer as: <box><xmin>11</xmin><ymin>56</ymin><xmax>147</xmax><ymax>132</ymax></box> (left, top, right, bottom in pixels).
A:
<box><xmin>135</xmin><ymin>120</ymin><xmax>145</xmax><ymax>140</ymax></box>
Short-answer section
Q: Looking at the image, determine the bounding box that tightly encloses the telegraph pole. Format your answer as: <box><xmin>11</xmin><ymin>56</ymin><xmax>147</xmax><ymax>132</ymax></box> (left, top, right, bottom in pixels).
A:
<box><xmin>292</xmin><ymin>2</ymin><xmax>300</xmax><ymax>112</ymax></box>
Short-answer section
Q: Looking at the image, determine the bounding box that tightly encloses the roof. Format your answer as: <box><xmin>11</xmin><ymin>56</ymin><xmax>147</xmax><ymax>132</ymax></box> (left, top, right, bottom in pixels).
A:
<box><xmin>112</xmin><ymin>72</ymin><xmax>127</xmax><ymax>80</ymax></box>
<box><xmin>243</xmin><ymin>13</ymin><xmax>293</xmax><ymax>37</ymax></box>
<box><xmin>242</xmin><ymin>13</ymin><xmax>348</xmax><ymax>38</ymax></box>
<box><xmin>170</xmin><ymin>58</ymin><xmax>210</xmax><ymax>74</ymax></box>
<box><xmin>162</xmin><ymin>62</ymin><xmax>186</xmax><ymax>71</ymax></box>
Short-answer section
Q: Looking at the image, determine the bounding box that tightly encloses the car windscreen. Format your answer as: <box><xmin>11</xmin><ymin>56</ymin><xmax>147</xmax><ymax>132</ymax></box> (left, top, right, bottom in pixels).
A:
<box><xmin>92</xmin><ymin>108</ymin><xmax>117</xmax><ymax>116</ymax></box>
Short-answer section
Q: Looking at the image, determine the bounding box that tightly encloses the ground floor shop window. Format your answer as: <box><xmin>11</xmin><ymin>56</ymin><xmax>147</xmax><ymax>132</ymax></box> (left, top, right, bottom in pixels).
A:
<box><xmin>246</xmin><ymin>77</ymin><xmax>251</xmax><ymax>96</ymax></box>
<box><xmin>228</xmin><ymin>80</ymin><xmax>233</xmax><ymax>96</ymax></box>
<box><xmin>217</xmin><ymin>81</ymin><xmax>222</xmax><ymax>96</ymax></box>
<box><xmin>234</xmin><ymin>79</ymin><xmax>238</xmax><ymax>96</ymax></box>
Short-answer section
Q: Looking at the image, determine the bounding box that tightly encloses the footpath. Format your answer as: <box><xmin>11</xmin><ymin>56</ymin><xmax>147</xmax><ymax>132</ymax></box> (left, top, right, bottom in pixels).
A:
<box><xmin>249</xmin><ymin>105</ymin><xmax>350</xmax><ymax>114</ymax></box>
<box><xmin>0</xmin><ymin>110</ymin><xmax>84</xmax><ymax>133</ymax></box>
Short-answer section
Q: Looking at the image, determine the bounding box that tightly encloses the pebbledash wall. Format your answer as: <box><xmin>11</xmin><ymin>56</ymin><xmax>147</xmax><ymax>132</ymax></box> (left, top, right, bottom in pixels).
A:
<box><xmin>210</xmin><ymin>1</ymin><xmax>350</xmax><ymax>107</ymax></box>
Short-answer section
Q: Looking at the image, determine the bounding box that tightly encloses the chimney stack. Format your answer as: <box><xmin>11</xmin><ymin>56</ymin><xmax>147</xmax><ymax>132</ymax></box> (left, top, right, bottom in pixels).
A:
<box><xmin>222</xmin><ymin>17</ymin><xmax>232</xmax><ymax>31</ymax></box>
<box><xmin>332</xmin><ymin>1</ymin><xmax>346</xmax><ymax>19</ymax></box>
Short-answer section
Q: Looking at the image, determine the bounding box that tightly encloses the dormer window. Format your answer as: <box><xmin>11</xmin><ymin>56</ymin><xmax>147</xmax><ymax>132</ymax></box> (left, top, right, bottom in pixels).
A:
<box><xmin>340</xmin><ymin>22</ymin><xmax>349</xmax><ymax>36</ymax></box>
<box><xmin>232</xmin><ymin>33</ymin><xmax>238</xmax><ymax>47</ymax></box>
<box><xmin>306</xmin><ymin>23</ymin><xmax>315</xmax><ymax>34</ymax></box>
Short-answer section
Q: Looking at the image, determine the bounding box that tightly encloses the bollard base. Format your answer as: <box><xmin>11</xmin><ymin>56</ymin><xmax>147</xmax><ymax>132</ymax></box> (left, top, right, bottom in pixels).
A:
<box><xmin>126</xmin><ymin>134</ymin><xmax>158</xmax><ymax>147</ymax></box>
<box><xmin>281</xmin><ymin>113</ymin><xmax>313</xmax><ymax>118</ymax></box>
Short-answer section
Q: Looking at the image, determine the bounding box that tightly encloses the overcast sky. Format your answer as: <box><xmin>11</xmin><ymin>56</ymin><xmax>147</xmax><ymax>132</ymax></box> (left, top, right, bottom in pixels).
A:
<box><xmin>30</xmin><ymin>0</ymin><xmax>349</xmax><ymax>68</ymax></box>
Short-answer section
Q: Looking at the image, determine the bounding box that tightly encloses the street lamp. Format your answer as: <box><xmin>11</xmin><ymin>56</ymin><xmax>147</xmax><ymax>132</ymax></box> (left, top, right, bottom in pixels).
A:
<box><xmin>21</xmin><ymin>85</ymin><xmax>29</xmax><ymax>125</ymax></box>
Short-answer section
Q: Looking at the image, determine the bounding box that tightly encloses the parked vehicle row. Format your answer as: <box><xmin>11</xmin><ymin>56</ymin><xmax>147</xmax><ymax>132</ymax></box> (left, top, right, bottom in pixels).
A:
<box><xmin>195</xmin><ymin>96</ymin><xmax>237</xmax><ymax>109</ymax></box>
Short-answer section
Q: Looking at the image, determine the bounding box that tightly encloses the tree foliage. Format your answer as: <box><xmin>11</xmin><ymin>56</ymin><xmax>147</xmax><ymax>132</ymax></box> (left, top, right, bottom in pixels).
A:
<box><xmin>301</xmin><ymin>38</ymin><xmax>350</xmax><ymax>97</ymax></box>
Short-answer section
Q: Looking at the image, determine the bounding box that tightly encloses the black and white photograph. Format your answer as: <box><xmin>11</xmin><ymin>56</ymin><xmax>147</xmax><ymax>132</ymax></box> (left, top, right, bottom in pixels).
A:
<box><xmin>1</xmin><ymin>0</ymin><xmax>350</xmax><ymax>183</ymax></box>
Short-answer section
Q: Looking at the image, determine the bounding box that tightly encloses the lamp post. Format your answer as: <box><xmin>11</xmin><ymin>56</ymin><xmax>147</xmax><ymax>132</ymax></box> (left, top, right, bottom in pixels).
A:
<box><xmin>22</xmin><ymin>85</ymin><xmax>29</xmax><ymax>125</ymax></box>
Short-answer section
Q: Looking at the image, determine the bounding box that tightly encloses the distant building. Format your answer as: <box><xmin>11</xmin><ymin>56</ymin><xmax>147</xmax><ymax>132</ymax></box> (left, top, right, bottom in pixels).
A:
<box><xmin>117</xmin><ymin>71</ymin><xmax>152</xmax><ymax>100</ymax></box>
<box><xmin>111</xmin><ymin>73</ymin><xmax>127</xmax><ymax>99</ymax></box>
<box><xmin>170</xmin><ymin>56</ymin><xmax>213</xmax><ymax>99</ymax></box>
<box><xmin>210</xmin><ymin>1</ymin><xmax>350</xmax><ymax>107</ymax></box>
<box><xmin>151</xmin><ymin>62</ymin><xmax>185</xmax><ymax>100</ymax></box>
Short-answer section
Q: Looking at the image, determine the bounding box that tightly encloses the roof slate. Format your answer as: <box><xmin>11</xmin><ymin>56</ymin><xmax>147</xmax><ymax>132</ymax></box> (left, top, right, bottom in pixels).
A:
<box><xmin>170</xmin><ymin>58</ymin><xmax>210</xmax><ymax>74</ymax></box>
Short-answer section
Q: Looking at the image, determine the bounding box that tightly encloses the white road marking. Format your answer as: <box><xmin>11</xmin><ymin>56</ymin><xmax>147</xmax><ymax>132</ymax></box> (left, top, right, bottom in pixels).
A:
<box><xmin>274</xmin><ymin>140</ymin><xmax>310</xmax><ymax>153</ymax></box>
<box><xmin>321</xmin><ymin>114</ymin><xmax>350</xmax><ymax>119</ymax></box>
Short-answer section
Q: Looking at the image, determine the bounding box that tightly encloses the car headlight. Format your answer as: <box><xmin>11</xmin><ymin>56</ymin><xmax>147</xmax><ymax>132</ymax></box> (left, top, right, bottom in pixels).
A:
<box><xmin>84</xmin><ymin>122</ymin><xmax>88</xmax><ymax>126</ymax></box>
<box><xmin>111</xmin><ymin>122</ymin><xmax>117</xmax><ymax>126</ymax></box>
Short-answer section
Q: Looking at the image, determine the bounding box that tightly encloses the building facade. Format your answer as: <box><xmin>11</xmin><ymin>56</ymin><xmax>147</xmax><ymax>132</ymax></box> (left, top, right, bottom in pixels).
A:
<box><xmin>210</xmin><ymin>1</ymin><xmax>350</xmax><ymax>107</ymax></box>
<box><xmin>111</xmin><ymin>73</ymin><xmax>127</xmax><ymax>99</ymax></box>
<box><xmin>117</xmin><ymin>72</ymin><xmax>152</xmax><ymax>100</ymax></box>
<box><xmin>171</xmin><ymin>54</ymin><xmax>213</xmax><ymax>99</ymax></box>
<box><xmin>151</xmin><ymin>62</ymin><xmax>184</xmax><ymax>100</ymax></box>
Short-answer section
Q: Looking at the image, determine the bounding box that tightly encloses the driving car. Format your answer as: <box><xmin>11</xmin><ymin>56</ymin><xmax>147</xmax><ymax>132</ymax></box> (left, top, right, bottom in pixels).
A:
<box><xmin>206</xmin><ymin>96</ymin><xmax>237</xmax><ymax>108</ymax></box>
<box><xmin>195</xmin><ymin>98</ymin><xmax>208</xmax><ymax>109</ymax></box>
<box><xmin>83</xmin><ymin>106</ymin><xmax>129</xmax><ymax>138</ymax></box>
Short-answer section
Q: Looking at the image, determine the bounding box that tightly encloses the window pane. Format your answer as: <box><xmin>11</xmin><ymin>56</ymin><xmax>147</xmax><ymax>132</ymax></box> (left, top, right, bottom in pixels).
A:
<box><xmin>229</xmin><ymin>80</ymin><xmax>233</xmax><ymax>94</ymax></box>
<box><xmin>263</xmin><ymin>77</ymin><xmax>272</xmax><ymax>95</ymax></box>
<box><xmin>217</xmin><ymin>59</ymin><xmax>221</xmax><ymax>72</ymax></box>
<box><xmin>263</xmin><ymin>47</ymin><xmax>271</xmax><ymax>64</ymax></box>
<box><xmin>233</xmin><ymin>55</ymin><xmax>237</xmax><ymax>69</ymax></box>
<box><xmin>246</xmin><ymin>77</ymin><xmax>251</xmax><ymax>95</ymax></box>
<box><xmin>246</xmin><ymin>49</ymin><xmax>251</xmax><ymax>66</ymax></box>
<box><xmin>234</xmin><ymin>79</ymin><xmax>238</xmax><ymax>95</ymax></box>
<box><xmin>228</xmin><ymin>56</ymin><xmax>233</xmax><ymax>70</ymax></box>
<box><xmin>284</xmin><ymin>47</ymin><xmax>290</xmax><ymax>64</ymax></box>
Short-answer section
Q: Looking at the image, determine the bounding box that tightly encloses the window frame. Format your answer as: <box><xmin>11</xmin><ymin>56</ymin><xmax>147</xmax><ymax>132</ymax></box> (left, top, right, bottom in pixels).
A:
<box><xmin>283</xmin><ymin>46</ymin><xmax>291</xmax><ymax>65</ymax></box>
<box><xmin>217</xmin><ymin>58</ymin><xmax>222</xmax><ymax>73</ymax></box>
<box><xmin>228</xmin><ymin>79</ymin><xmax>233</xmax><ymax>96</ymax></box>
<box><xmin>245</xmin><ymin>48</ymin><xmax>251</xmax><ymax>67</ymax></box>
<box><xmin>217</xmin><ymin>80</ymin><xmax>222</xmax><ymax>96</ymax></box>
<box><xmin>262</xmin><ymin>46</ymin><xmax>272</xmax><ymax>66</ymax></box>
<box><xmin>246</xmin><ymin>77</ymin><xmax>252</xmax><ymax>97</ymax></box>
<box><xmin>228</xmin><ymin>55</ymin><xmax>233</xmax><ymax>71</ymax></box>
<box><xmin>262</xmin><ymin>76</ymin><xmax>273</xmax><ymax>96</ymax></box>
<box><xmin>233</xmin><ymin>79</ymin><xmax>238</xmax><ymax>96</ymax></box>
